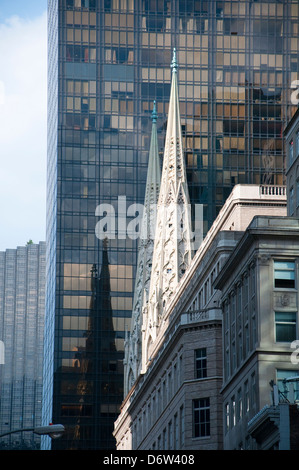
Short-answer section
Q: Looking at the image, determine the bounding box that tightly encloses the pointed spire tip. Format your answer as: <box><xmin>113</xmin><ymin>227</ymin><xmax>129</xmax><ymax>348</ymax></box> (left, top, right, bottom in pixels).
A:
<box><xmin>171</xmin><ymin>47</ymin><xmax>178</xmax><ymax>72</ymax></box>
<box><xmin>151</xmin><ymin>100</ymin><xmax>157</xmax><ymax>123</ymax></box>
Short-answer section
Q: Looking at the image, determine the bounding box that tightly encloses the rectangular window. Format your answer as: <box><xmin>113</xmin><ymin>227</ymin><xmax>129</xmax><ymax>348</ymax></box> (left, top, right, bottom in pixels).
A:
<box><xmin>251</xmin><ymin>372</ymin><xmax>257</xmax><ymax>412</ymax></box>
<box><xmin>225</xmin><ymin>403</ymin><xmax>229</xmax><ymax>432</ymax></box>
<box><xmin>162</xmin><ymin>380</ymin><xmax>166</xmax><ymax>408</ymax></box>
<box><xmin>193</xmin><ymin>398</ymin><xmax>210</xmax><ymax>438</ymax></box>
<box><xmin>174</xmin><ymin>413</ymin><xmax>178</xmax><ymax>450</ymax></box>
<box><xmin>237</xmin><ymin>388</ymin><xmax>242</xmax><ymax>422</ymax></box>
<box><xmin>195</xmin><ymin>348</ymin><xmax>207</xmax><ymax>379</ymax></box>
<box><xmin>290</xmin><ymin>187</ymin><xmax>294</xmax><ymax>215</ymax></box>
<box><xmin>244</xmin><ymin>380</ymin><xmax>249</xmax><ymax>414</ymax></box>
<box><xmin>180</xmin><ymin>405</ymin><xmax>185</xmax><ymax>448</ymax></box>
<box><xmin>162</xmin><ymin>428</ymin><xmax>167</xmax><ymax>450</ymax></box>
<box><xmin>274</xmin><ymin>260</ymin><xmax>295</xmax><ymax>289</ymax></box>
<box><xmin>231</xmin><ymin>396</ymin><xmax>236</xmax><ymax>427</ymax></box>
<box><xmin>168</xmin><ymin>420</ymin><xmax>173</xmax><ymax>450</ymax></box>
<box><xmin>168</xmin><ymin>370</ymin><xmax>172</xmax><ymax>401</ymax></box>
<box><xmin>290</xmin><ymin>139</ymin><xmax>294</xmax><ymax>163</ymax></box>
<box><xmin>275</xmin><ymin>312</ymin><xmax>297</xmax><ymax>342</ymax></box>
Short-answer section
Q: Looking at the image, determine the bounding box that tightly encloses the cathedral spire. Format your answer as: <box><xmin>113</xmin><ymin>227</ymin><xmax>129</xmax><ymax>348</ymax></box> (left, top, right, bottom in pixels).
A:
<box><xmin>124</xmin><ymin>101</ymin><xmax>161</xmax><ymax>395</ymax></box>
<box><xmin>141</xmin><ymin>49</ymin><xmax>192</xmax><ymax>373</ymax></box>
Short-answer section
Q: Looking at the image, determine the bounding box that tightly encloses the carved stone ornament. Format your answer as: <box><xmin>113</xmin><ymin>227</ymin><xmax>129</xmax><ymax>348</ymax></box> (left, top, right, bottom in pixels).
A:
<box><xmin>280</xmin><ymin>294</ymin><xmax>290</xmax><ymax>307</ymax></box>
<box><xmin>274</xmin><ymin>292</ymin><xmax>297</xmax><ymax>309</ymax></box>
<box><xmin>258</xmin><ymin>254</ymin><xmax>271</xmax><ymax>265</ymax></box>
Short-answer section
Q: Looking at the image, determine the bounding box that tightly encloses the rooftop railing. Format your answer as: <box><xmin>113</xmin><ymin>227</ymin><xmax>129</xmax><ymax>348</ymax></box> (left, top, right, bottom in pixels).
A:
<box><xmin>181</xmin><ymin>308</ymin><xmax>222</xmax><ymax>325</ymax></box>
<box><xmin>259</xmin><ymin>185</ymin><xmax>286</xmax><ymax>196</ymax></box>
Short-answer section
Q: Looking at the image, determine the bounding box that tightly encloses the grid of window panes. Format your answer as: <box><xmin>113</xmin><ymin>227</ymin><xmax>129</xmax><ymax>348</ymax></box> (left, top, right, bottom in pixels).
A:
<box><xmin>46</xmin><ymin>0</ymin><xmax>299</xmax><ymax>450</ymax></box>
<box><xmin>275</xmin><ymin>312</ymin><xmax>297</xmax><ymax>342</ymax></box>
<box><xmin>274</xmin><ymin>260</ymin><xmax>296</xmax><ymax>289</ymax></box>
<box><xmin>195</xmin><ymin>348</ymin><xmax>207</xmax><ymax>379</ymax></box>
<box><xmin>193</xmin><ymin>397</ymin><xmax>210</xmax><ymax>438</ymax></box>
<box><xmin>0</xmin><ymin>244</ymin><xmax>46</xmax><ymax>450</ymax></box>
<box><xmin>99</xmin><ymin>0</ymin><xmax>298</xmax><ymax>234</ymax></box>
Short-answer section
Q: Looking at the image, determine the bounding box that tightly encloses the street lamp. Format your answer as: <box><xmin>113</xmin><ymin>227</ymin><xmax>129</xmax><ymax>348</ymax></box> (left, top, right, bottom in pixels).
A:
<box><xmin>0</xmin><ymin>424</ymin><xmax>65</xmax><ymax>439</ymax></box>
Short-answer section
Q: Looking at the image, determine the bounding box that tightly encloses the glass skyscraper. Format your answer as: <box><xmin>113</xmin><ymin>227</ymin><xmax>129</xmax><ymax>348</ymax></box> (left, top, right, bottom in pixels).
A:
<box><xmin>44</xmin><ymin>0</ymin><xmax>299</xmax><ymax>450</ymax></box>
<box><xmin>0</xmin><ymin>242</ymin><xmax>46</xmax><ymax>450</ymax></box>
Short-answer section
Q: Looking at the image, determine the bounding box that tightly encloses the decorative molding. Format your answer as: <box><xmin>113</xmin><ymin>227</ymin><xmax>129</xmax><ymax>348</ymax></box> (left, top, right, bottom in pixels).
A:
<box><xmin>274</xmin><ymin>292</ymin><xmax>296</xmax><ymax>309</ymax></box>
<box><xmin>258</xmin><ymin>254</ymin><xmax>271</xmax><ymax>265</ymax></box>
<box><xmin>280</xmin><ymin>294</ymin><xmax>290</xmax><ymax>307</ymax></box>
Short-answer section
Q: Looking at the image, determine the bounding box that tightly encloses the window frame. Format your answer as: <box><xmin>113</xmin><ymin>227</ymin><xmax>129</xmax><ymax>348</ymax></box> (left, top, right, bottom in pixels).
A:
<box><xmin>275</xmin><ymin>311</ymin><xmax>297</xmax><ymax>343</ymax></box>
<box><xmin>289</xmin><ymin>186</ymin><xmax>294</xmax><ymax>215</ymax></box>
<box><xmin>289</xmin><ymin>139</ymin><xmax>294</xmax><ymax>164</ymax></box>
<box><xmin>193</xmin><ymin>397</ymin><xmax>210</xmax><ymax>438</ymax></box>
<box><xmin>274</xmin><ymin>260</ymin><xmax>296</xmax><ymax>289</ymax></box>
<box><xmin>194</xmin><ymin>347</ymin><xmax>207</xmax><ymax>379</ymax></box>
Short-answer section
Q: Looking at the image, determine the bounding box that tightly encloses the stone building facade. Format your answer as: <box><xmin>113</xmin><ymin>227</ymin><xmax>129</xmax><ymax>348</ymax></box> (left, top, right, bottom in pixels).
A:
<box><xmin>115</xmin><ymin>232</ymin><xmax>235</xmax><ymax>451</ymax></box>
<box><xmin>114</xmin><ymin>185</ymin><xmax>287</xmax><ymax>450</ymax></box>
<box><xmin>215</xmin><ymin>216</ymin><xmax>299</xmax><ymax>450</ymax></box>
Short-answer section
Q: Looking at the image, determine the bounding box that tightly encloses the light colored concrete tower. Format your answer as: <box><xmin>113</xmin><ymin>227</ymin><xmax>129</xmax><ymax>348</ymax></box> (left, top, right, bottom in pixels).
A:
<box><xmin>142</xmin><ymin>49</ymin><xmax>193</xmax><ymax>373</ymax></box>
<box><xmin>124</xmin><ymin>102</ymin><xmax>161</xmax><ymax>395</ymax></box>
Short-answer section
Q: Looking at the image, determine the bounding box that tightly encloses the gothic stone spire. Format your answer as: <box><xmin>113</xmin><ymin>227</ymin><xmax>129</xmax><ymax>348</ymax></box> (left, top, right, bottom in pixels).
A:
<box><xmin>124</xmin><ymin>102</ymin><xmax>161</xmax><ymax>395</ymax></box>
<box><xmin>142</xmin><ymin>49</ymin><xmax>192</xmax><ymax>373</ymax></box>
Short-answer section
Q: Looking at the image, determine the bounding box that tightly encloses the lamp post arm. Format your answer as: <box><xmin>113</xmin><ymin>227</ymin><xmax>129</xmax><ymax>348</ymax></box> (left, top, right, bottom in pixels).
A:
<box><xmin>0</xmin><ymin>427</ymin><xmax>35</xmax><ymax>438</ymax></box>
<box><xmin>0</xmin><ymin>424</ymin><xmax>65</xmax><ymax>439</ymax></box>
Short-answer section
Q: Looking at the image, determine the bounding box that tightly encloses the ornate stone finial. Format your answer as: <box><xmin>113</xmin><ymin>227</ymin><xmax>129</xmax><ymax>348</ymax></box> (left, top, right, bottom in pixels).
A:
<box><xmin>171</xmin><ymin>47</ymin><xmax>178</xmax><ymax>73</ymax></box>
<box><xmin>152</xmin><ymin>100</ymin><xmax>157</xmax><ymax>123</ymax></box>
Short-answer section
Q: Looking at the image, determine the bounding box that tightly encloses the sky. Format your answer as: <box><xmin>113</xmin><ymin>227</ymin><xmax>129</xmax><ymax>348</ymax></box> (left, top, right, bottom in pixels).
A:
<box><xmin>0</xmin><ymin>0</ymin><xmax>47</xmax><ymax>251</ymax></box>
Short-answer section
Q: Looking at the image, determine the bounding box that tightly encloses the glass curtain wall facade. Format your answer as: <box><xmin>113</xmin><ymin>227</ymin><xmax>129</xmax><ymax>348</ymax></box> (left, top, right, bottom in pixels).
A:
<box><xmin>0</xmin><ymin>243</ymin><xmax>46</xmax><ymax>450</ymax></box>
<box><xmin>44</xmin><ymin>0</ymin><xmax>299</xmax><ymax>450</ymax></box>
